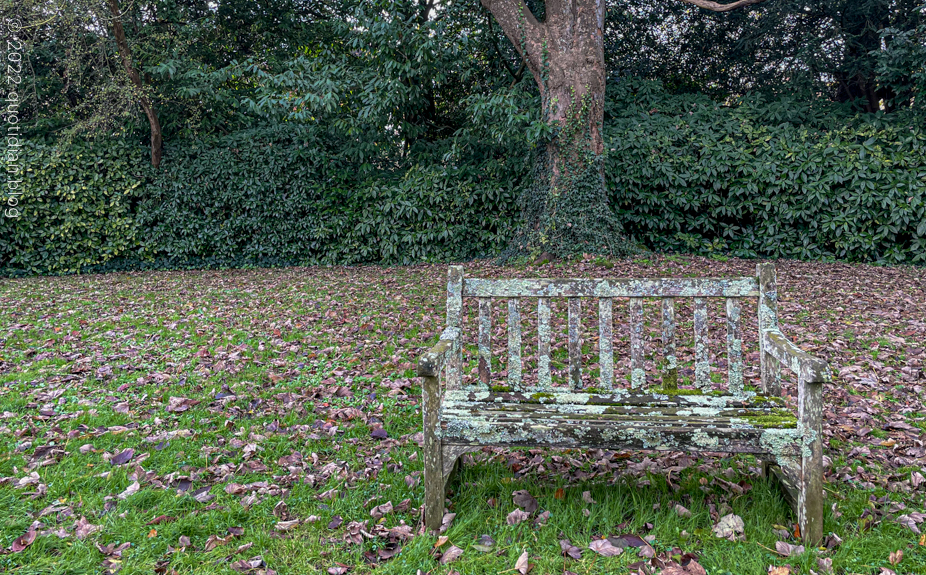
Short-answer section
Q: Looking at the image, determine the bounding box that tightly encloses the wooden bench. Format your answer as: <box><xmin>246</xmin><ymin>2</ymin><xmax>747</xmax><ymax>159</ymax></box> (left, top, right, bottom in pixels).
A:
<box><xmin>417</xmin><ymin>264</ymin><xmax>830</xmax><ymax>543</ymax></box>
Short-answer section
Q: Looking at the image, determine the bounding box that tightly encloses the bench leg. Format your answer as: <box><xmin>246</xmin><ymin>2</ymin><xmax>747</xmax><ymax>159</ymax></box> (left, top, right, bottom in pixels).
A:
<box><xmin>798</xmin><ymin>377</ymin><xmax>824</xmax><ymax>545</ymax></box>
<box><xmin>423</xmin><ymin>376</ymin><xmax>444</xmax><ymax>533</ymax></box>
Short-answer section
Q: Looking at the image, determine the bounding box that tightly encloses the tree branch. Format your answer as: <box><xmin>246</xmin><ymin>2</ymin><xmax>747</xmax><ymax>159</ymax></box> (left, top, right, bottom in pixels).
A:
<box><xmin>678</xmin><ymin>0</ymin><xmax>767</xmax><ymax>12</ymax></box>
<box><xmin>480</xmin><ymin>0</ymin><xmax>545</xmax><ymax>74</ymax></box>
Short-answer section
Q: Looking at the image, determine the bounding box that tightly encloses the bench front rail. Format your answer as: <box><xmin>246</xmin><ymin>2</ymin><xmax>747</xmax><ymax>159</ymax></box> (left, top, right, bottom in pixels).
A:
<box><xmin>418</xmin><ymin>264</ymin><xmax>830</xmax><ymax>543</ymax></box>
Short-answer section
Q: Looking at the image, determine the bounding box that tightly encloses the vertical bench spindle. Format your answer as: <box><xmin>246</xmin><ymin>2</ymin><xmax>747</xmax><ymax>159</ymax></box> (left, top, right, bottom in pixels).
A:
<box><xmin>568</xmin><ymin>298</ymin><xmax>582</xmax><ymax>388</ymax></box>
<box><xmin>598</xmin><ymin>298</ymin><xmax>614</xmax><ymax>388</ymax></box>
<box><xmin>726</xmin><ymin>297</ymin><xmax>743</xmax><ymax>395</ymax></box>
<box><xmin>447</xmin><ymin>266</ymin><xmax>463</xmax><ymax>388</ymax></box>
<box><xmin>661</xmin><ymin>298</ymin><xmax>677</xmax><ymax>389</ymax></box>
<box><xmin>758</xmin><ymin>264</ymin><xmax>782</xmax><ymax>395</ymax></box>
<box><xmin>507</xmin><ymin>298</ymin><xmax>522</xmax><ymax>388</ymax></box>
<box><xmin>629</xmin><ymin>298</ymin><xmax>645</xmax><ymax>388</ymax></box>
<box><xmin>693</xmin><ymin>297</ymin><xmax>710</xmax><ymax>390</ymax></box>
<box><xmin>537</xmin><ymin>298</ymin><xmax>552</xmax><ymax>389</ymax></box>
<box><xmin>477</xmin><ymin>297</ymin><xmax>492</xmax><ymax>386</ymax></box>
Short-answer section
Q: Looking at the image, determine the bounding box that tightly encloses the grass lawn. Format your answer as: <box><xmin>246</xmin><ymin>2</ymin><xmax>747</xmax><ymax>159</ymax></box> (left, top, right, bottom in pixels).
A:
<box><xmin>1</xmin><ymin>255</ymin><xmax>924</xmax><ymax>575</ymax></box>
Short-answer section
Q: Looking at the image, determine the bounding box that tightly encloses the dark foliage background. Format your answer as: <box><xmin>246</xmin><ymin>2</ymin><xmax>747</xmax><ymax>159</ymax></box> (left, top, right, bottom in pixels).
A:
<box><xmin>1</xmin><ymin>0</ymin><xmax>924</xmax><ymax>274</ymax></box>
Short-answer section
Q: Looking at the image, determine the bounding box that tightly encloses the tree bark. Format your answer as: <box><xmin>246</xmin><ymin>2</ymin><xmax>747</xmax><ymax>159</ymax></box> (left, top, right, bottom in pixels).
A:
<box><xmin>106</xmin><ymin>0</ymin><xmax>163</xmax><ymax>168</ymax></box>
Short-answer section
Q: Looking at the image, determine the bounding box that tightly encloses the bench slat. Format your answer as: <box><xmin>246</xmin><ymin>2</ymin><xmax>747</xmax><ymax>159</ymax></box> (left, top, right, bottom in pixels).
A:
<box><xmin>508</xmin><ymin>298</ymin><xmax>522</xmax><ymax>389</ymax></box>
<box><xmin>662</xmin><ymin>298</ymin><xmax>678</xmax><ymax>389</ymax></box>
<box><xmin>537</xmin><ymin>298</ymin><xmax>553</xmax><ymax>389</ymax></box>
<box><xmin>463</xmin><ymin>277</ymin><xmax>759</xmax><ymax>298</ymax></box>
<box><xmin>599</xmin><ymin>298</ymin><xmax>614</xmax><ymax>388</ymax></box>
<box><xmin>568</xmin><ymin>298</ymin><xmax>582</xmax><ymax>388</ymax></box>
<box><xmin>629</xmin><ymin>298</ymin><xmax>645</xmax><ymax>388</ymax></box>
<box><xmin>477</xmin><ymin>297</ymin><xmax>492</xmax><ymax>386</ymax></box>
<box><xmin>694</xmin><ymin>297</ymin><xmax>710</xmax><ymax>389</ymax></box>
<box><xmin>726</xmin><ymin>297</ymin><xmax>743</xmax><ymax>394</ymax></box>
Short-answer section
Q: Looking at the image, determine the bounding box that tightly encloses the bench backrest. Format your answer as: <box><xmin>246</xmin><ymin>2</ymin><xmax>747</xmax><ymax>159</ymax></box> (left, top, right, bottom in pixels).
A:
<box><xmin>443</xmin><ymin>263</ymin><xmax>779</xmax><ymax>395</ymax></box>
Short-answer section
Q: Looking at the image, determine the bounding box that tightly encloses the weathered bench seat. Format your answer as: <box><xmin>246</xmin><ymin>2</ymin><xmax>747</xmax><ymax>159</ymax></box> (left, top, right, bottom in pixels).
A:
<box><xmin>418</xmin><ymin>264</ymin><xmax>830</xmax><ymax>543</ymax></box>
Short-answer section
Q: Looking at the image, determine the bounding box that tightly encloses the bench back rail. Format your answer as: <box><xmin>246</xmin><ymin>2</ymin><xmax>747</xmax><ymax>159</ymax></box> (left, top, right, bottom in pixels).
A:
<box><xmin>442</xmin><ymin>264</ymin><xmax>783</xmax><ymax>395</ymax></box>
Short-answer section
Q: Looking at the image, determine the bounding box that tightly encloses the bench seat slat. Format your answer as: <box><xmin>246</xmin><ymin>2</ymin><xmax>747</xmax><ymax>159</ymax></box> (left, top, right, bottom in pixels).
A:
<box><xmin>441</xmin><ymin>389</ymin><xmax>788</xmax><ymax>409</ymax></box>
<box><xmin>438</xmin><ymin>408</ymin><xmax>800</xmax><ymax>456</ymax></box>
<box><xmin>463</xmin><ymin>277</ymin><xmax>759</xmax><ymax>298</ymax></box>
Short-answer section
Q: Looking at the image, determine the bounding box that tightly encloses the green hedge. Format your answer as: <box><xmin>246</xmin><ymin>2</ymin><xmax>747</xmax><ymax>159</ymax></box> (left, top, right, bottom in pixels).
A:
<box><xmin>3</xmin><ymin>84</ymin><xmax>925</xmax><ymax>275</ymax></box>
<box><xmin>0</xmin><ymin>139</ymin><xmax>149</xmax><ymax>275</ymax></box>
<box><xmin>137</xmin><ymin>124</ymin><xmax>520</xmax><ymax>266</ymax></box>
<box><xmin>606</xmin><ymin>80</ymin><xmax>926</xmax><ymax>264</ymax></box>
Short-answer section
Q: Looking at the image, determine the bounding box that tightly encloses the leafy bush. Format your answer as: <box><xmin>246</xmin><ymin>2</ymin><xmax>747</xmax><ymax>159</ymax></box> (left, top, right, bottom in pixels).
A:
<box><xmin>0</xmin><ymin>139</ymin><xmax>149</xmax><ymax>275</ymax></box>
<box><xmin>138</xmin><ymin>124</ymin><xmax>520</xmax><ymax>267</ymax></box>
<box><xmin>606</xmin><ymin>79</ymin><xmax>926</xmax><ymax>264</ymax></box>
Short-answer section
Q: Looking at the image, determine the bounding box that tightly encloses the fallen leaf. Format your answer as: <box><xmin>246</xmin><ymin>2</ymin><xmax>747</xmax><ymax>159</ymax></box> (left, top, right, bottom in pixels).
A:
<box><xmin>370</xmin><ymin>501</ymin><xmax>393</xmax><ymax>519</ymax></box>
<box><xmin>117</xmin><ymin>481</ymin><xmax>140</xmax><ymax>500</ymax></box>
<box><xmin>817</xmin><ymin>557</ymin><xmax>833</xmax><ymax>573</ymax></box>
<box><xmin>472</xmin><ymin>534</ymin><xmax>495</xmax><ymax>553</ymax></box>
<box><xmin>896</xmin><ymin>514</ymin><xmax>923</xmax><ymax>534</ymax></box>
<box><xmin>889</xmin><ymin>549</ymin><xmax>903</xmax><ymax>566</ymax></box>
<box><xmin>775</xmin><ymin>541</ymin><xmax>805</xmax><ymax>557</ymax></box>
<box><xmin>768</xmin><ymin>567</ymin><xmax>791</xmax><ymax>575</ymax></box>
<box><xmin>110</xmin><ymin>448</ymin><xmax>134</xmax><ymax>466</ymax></box>
<box><xmin>275</xmin><ymin>519</ymin><xmax>301</xmax><ymax>532</ymax></box>
<box><xmin>506</xmin><ymin>509</ymin><xmax>531</xmax><ymax>525</ymax></box>
<box><xmin>675</xmin><ymin>503</ymin><xmax>692</xmax><ymax>517</ymax></box>
<box><xmin>515</xmin><ymin>550</ymin><xmax>530</xmax><ymax>574</ymax></box>
<box><xmin>560</xmin><ymin>539</ymin><xmax>583</xmax><ymax>560</ymax></box>
<box><xmin>10</xmin><ymin>528</ymin><xmax>37</xmax><ymax>552</ymax></box>
<box><xmin>327</xmin><ymin>515</ymin><xmax>342</xmax><ymax>530</ymax></box>
<box><xmin>589</xmin><ymin>538</ymin><xmax>624</xmax><ymax>557</ymax></box>
<box><xmin>582</xmin><ymin>491</ymin><xmax>596</xmax><ymax>504</ymax></box>
<box><xmin>74</xmin><ymin>516</ymin><xmax>102</xmax><ymax>539</ymax></box>
<box><xmin>145</xmin><ymin>515</ymin><xmax>175</xmax><ymax>525</ymax></box>
<box><xmin>166</xmin><ymin>396</ymin><xmax>200</xmax><ymax>413</ymax></box>
<box><xmin>439</xmin><ymin>544</ymin><xmax>464</xmax><ymax>564</ymax></box>
<box><xmin>711</xmin><ymin>514</ymin><xmax>745</xmax><ymax>541</ymax></box>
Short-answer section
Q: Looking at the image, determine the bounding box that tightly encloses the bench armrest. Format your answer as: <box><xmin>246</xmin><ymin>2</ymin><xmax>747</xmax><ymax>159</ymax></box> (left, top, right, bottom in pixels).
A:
<box><xmin>761</xmin><ymin>328</ymin><xmax>830</xmax><ymax>384</ymax></box>
<box><xmin>417</xmin><ymin>327</ymin><xmax>461</xmax><ymax>378</ymax></box>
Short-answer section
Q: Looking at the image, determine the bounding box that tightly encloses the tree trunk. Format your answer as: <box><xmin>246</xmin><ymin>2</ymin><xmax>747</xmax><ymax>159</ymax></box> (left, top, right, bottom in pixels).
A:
<box><xmin>482</xmin><ymin>0</ymin><xmax>632</xmax><ymax>259</ymax></box>
<box><xmin>106</xmin><ymin>0</ymin><xmax>163</xmax><ymax>168</ymax></box>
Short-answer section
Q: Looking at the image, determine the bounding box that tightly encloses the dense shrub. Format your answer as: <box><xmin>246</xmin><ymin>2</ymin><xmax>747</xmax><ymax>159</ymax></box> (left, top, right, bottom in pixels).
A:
<box><xmin>606</xmin><ymin>80</ymin><xmax>926</xmax><ymax>264</ymax></box>
<box><xmin>0</xmin><ymin>139</ymin><xmax>149</xmax><ymax>275</ymax></box>
<box><xmin>137</xmin><ymin>124</ymin><xmax>521</xmax><ymax>266</ymax></box>
<box><xmin>3</xmin><ymin>83</ymin><xmax>925</xmax><ymax>276</ymax></box>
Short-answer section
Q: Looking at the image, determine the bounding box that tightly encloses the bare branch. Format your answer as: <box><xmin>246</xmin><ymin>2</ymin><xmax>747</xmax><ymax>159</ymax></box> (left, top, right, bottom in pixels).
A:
<box><xmin>678</xmin><ymin>0</ymin><xmax>767</xmax><ymax>12</ymax></box>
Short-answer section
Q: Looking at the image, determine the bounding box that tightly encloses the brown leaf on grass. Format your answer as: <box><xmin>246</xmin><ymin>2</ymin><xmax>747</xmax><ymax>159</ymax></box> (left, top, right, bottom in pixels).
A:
<box><xmin>582</xmin><ymin>491</ymin><xmax>596</xmax><ymax>504</ymax></box>
<box><xmin>767</xmin><ymin>567</ymin><xmax>791</xmax><ymax>575</ymax></box>
<box><xmin>110</xmin><ymin>448</ymin><xmax>134</xmax><ymax>466</ymax></box>
<box><xmin>204</xmin><ymin>534</ymin><xmax>235</xmax><ymax>551</ymax></box>
<box><xmin>775</xmin><ymin>541</ymin><xmax>805</xmax><ymax>557</ymax></box>
<box><xmin>512</xmin><ymin>490</ymin><xmax>538</xmax><ymax>513</ymax></box>
<box><xmin>370</xmin><ymin>501</ymin><xmax>393</xmax><ymax>519</ymax></box>
<box><xmin>674</xmin><ymin>504</ymin><xmax>692</xmax><ymax>517</ymax></box>
<box><xmin>10</xmin><ymin>527</ymin><xmax>37</xmax><ymax>552</ymax></box>
<box><xmin>711</xmin><ymin>514</ymin><xmax>744</xmax><ymax>541</ymax></box>
<box><xmin>439</xmin><ymin>512</ymin><xmax>456</xmax><ymax>534</ymax></box>
<box><xmin>889</xmin><ymin>549</ymin><xmax>903</xmax><ymax>565</ymax></box>
<box><xmin>166</xmin><ymin>397</ymin><xmax>200</xmax><ymax>413</ymax></box>
<box><xmin>439</xmin><ymin>544</ymin><xmax>464</xmax><ymax>564</ymax></box>
<box><xmin>145</xmin><ymin>515</ymin><xmax>176</xmax><ymax>525</ymax></box>
<box><xmin>327</xmin><ymin>515</ymin><xmax>343</xmax><ymax>530</ymax></box>
<box><xmin>117</xmin><ymin>481</ymin><xmax>140</xmax><ymax>500</ymax></box>
<box><xmin>506</xmin><ymin>509</ymin><xmax>531</xmax><ymax>525</ymax></box>
<box><xmin>515</xmin><ymin>550</ymin><xmax>531</xmax><ymax>574</ymax></box>
<box><xmin>589</xmin><ymin>538</ymin><xmax>624</xmax><ymax>557</ymax></box>
<box><xmin>896</xmin><ymin>514</ymin><xmax>924</xmax><ymax>534</ymax></box>
<box><xmin>817</xmin><ymin>557</ymin><xmax>833</xmax><ymax>573</ymax></box>
<box><xmin>74</xmin><ymin>516</ymin><xmax>102</xmax><ymax>539</ymax></box>
<box><xmin>275</xmin><ymin>520</ymin><xmax>301</xmax><ymax>532</ymax></box>
<box><xmin>560</xmin><ymin>539</ymin><xmax>582</xmax><ymax>560</ymax></box>
<box><xmin>327</xmin><ymin>566</ymin><xmax>350</xmax><ymax>575</ymax></box>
